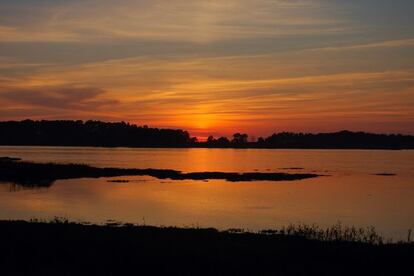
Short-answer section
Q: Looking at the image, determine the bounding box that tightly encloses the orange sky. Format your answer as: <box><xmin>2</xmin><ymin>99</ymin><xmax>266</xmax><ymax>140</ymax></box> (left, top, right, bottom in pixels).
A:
<box><xmin>0</xmin><ymin>0</ymin><xmax>414</xmax><ymax>138</ymax></box>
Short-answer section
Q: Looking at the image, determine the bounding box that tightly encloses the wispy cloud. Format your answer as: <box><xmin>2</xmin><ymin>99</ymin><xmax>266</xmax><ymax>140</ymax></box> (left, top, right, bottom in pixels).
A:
<box><xmin>309</xmin><ymin>38</ymin><xmax>414</xmax><ymax>52</ymax></box>
<box><xmin>0</xmin><ymin>25</ymin><xmax>79</xmax><ymax>43</ymax></box>
<box><xmin>0</xmin><ymin>86</ymin><xmax>111</xmax><ymax>107</ymax></box>
<box><xmin>0</xmin><ymin>57</ymin><xmax>53</xmax><ymax>70</ymax></box>
<box><xmin>0</xmin><ymin>0</ymin><xmax>344</xmax><ymax>43</ymax></box>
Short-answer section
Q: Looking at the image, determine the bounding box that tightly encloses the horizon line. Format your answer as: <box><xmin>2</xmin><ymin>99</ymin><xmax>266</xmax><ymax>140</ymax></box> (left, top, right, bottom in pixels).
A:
<box><xmin>1</xmin><ymin>119</ymin><xmax>413</xmax><ymax>140</ymax></box>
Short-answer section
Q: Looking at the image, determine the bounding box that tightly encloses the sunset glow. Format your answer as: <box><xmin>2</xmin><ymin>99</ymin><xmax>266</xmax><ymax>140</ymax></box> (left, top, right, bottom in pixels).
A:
<box><xmin>1</xmin><ymin>0</ymin><xmax>414</xmax><ymax>138</ymax></box>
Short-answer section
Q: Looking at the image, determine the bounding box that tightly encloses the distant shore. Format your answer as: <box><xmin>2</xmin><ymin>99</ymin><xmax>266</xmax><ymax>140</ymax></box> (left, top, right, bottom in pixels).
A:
<box><xmin>1</xmin><ymin>120</ymin><xmax>413</xmax><ymax>149</ymax></box>
<box><xmin>0</xmin><ymin>219</ymin><xmax>412</xmax><ymax>275</ymax></box>
<box><xmin>1</xmin><ymin>144</ymin><xmax>413</xmax><ymax>150</ymax></box>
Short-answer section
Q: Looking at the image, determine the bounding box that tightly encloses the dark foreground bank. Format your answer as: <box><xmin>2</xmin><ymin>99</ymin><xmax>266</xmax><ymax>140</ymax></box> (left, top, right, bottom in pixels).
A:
<box><xmin>0</xmin><ymin>220</ymin><xmax>412</xmax><ymax>276</ymax></box>
<box><xmin>0</xmin><ymin>158</ymin><xmax>320</xmax><ymax>187</ymax></box>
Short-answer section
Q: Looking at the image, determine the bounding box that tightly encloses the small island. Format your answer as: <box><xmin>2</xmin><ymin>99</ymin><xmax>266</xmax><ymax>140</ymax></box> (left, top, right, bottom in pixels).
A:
<box><xmin>0</xmin><ymin>158</ymin><xmax>321</xmax><ymax>187</ymax></box>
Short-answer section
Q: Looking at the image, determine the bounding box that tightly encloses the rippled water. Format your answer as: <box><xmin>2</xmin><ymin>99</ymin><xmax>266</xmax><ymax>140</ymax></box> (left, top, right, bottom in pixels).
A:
<box><xmin>0</xmin><ymin>146</ymin><xmax>413</xmax><ymax>239</ymax></box>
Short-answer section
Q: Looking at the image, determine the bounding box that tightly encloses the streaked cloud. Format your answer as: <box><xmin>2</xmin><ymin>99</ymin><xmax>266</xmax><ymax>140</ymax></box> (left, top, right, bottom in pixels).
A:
<box><xmin>309</xmin><ymin>38</ymin><xmax>414</xmax><ymax>52</ymax></box>
<box><xmin>2</xmin><ymin>52</ymin><xmax>413</xmax><ymax>135</ymax></box>
<box><xmin>0</xmin><ymin>0</ymin><xmax>343</xmax><ymax>43</ymax></box>
<box><xmin>0</xmin><ymin>0</ymin><xmax>413</xmax><ymax>136</ymax></box>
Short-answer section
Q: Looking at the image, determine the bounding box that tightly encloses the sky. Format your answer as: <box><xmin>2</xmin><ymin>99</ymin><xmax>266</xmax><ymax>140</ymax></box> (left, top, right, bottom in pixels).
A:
<box><xmin>0</xmin><ymin>0</ymin><xmax>413</xmax><ymax>138</ymax></box>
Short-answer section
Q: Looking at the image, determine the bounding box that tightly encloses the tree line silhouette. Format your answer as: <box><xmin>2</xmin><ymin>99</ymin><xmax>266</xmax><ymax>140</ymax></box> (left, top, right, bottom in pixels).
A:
<box><xmin>0</xmin><ymin>120</ymin><xmax>195</xmax><ymax>147</ymax></box>
<box><xmin>0</xmin><ymin>120</ymin><xmax>413</xmax><ymax>149</ymax></box>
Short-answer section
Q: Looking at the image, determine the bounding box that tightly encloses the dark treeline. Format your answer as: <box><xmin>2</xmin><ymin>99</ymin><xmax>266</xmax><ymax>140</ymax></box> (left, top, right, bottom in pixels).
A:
<box><xmin>206</xmin><ymin>131</ymin><xmax>414</xmax><ymax>149</ymax></box>
<box><xmin>1</xmin><ymin>120</ymin><xmax>414</xmax><ymax>149</ymax></box>
<box><xmin>0</xmin><ymin>120</ymin><xmax>195</xmax><ymax>147</ymax></box>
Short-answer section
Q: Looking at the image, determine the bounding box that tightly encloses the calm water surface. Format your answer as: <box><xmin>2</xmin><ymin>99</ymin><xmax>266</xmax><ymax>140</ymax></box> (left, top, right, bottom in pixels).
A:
<box><xmin>0</xmin><ymin>146</ymin><xmax>413</xmax><ymax>240</ymax></box>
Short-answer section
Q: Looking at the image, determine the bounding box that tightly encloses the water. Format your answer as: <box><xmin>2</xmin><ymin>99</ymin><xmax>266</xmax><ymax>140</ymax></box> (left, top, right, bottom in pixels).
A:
<box><xmin>0</xmin><ymin>146</ymin><xmax>413</xmax><ymax>240</ymax></box>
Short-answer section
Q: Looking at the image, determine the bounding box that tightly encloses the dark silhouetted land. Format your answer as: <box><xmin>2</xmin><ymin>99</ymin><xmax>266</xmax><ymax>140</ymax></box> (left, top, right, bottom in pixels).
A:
<box><xmin>1</xmin><ymin>120</ymin><xmax>414</xmax><ymax>149</ymax></box>
<box><xmin>0</xmin><ymin>120</ymin><xmax>195</xmax><ymax>147</ymax></box>
<box><xmin>0</xmin><ymin>158</ymin><xmax>320</xmax><ymax>187</ymax></box>
<box><xmin>374</xmin><ymin>173</ymin><xmax>397</xmax><ymax>176</ymax></box>
<box><xmin>0</xmin><ymin>219</ymin><xmax>412</xmax><ymax>275</ymax></box>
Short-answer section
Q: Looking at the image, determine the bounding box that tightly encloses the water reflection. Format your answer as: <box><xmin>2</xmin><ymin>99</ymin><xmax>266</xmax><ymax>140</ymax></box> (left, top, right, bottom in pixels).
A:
<box><xmin>0</xmin><ymin>147</ymin><xmax>413</xmax><ymax>240</ymax></box>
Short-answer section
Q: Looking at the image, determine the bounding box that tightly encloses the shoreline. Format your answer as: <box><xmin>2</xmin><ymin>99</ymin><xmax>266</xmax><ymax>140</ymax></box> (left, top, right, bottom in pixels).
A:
<box><xmin>0</xmin><ymin>219</ymin><xmax>412</xmax><ymax>275</ymax></box>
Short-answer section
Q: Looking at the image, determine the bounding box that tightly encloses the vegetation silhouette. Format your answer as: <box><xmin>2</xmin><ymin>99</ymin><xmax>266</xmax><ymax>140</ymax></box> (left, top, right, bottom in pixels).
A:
<box><xmin>256</xmin><ymin>130</ymin><xmax>414</xmax><ymax>149</ymax></box>
<box><xmin>0</xmin><ymin>120</ymin><xmax>195</xmax><ymax>147</ymax></box>
<box><xmin>1</xmin><ymin>120</ymin><xmax>414</xmax><ymax>149</ymax></box>
<box><xmin>0</xmin><ymin>219</ymin><xmax>412</xmax><ymax>275</ymax></box>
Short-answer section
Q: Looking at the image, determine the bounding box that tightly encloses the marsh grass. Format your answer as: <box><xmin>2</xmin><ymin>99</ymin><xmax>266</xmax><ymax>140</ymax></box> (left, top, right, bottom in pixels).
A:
<box><xmin>229</xmin><ymin>223</ymin><xmax>390</xmax><ymax>244</ymax></box>
<box><xmin>29</xmin><ymin>217</ymin><xmax>413</xmax><ymax>245</ymax></box>
<box><xmin>261</xmin><ymin>223</ymin><xmax>385</xmax><ymax>244</ymax></box>
<box><xmin>1</xmin><ymin>218</ymin><xmax>413</xmax><ymax>275</ymax></box>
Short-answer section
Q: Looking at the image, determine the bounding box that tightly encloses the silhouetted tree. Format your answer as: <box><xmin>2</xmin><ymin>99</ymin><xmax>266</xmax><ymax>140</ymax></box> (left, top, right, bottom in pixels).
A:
<box><xmin>232</xmin><ymin>133</ymin><xmax>248</xmax><ymax>145</ymax></box>
<box><xmin>257</xmin><ymin>137</ymin><xmax>265</xmax><ymax>145</ymax></box>
<box><xmin>216</xmin><ymin>137</ymin><xmax>230</xmax><ymax>147</ymax></box>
